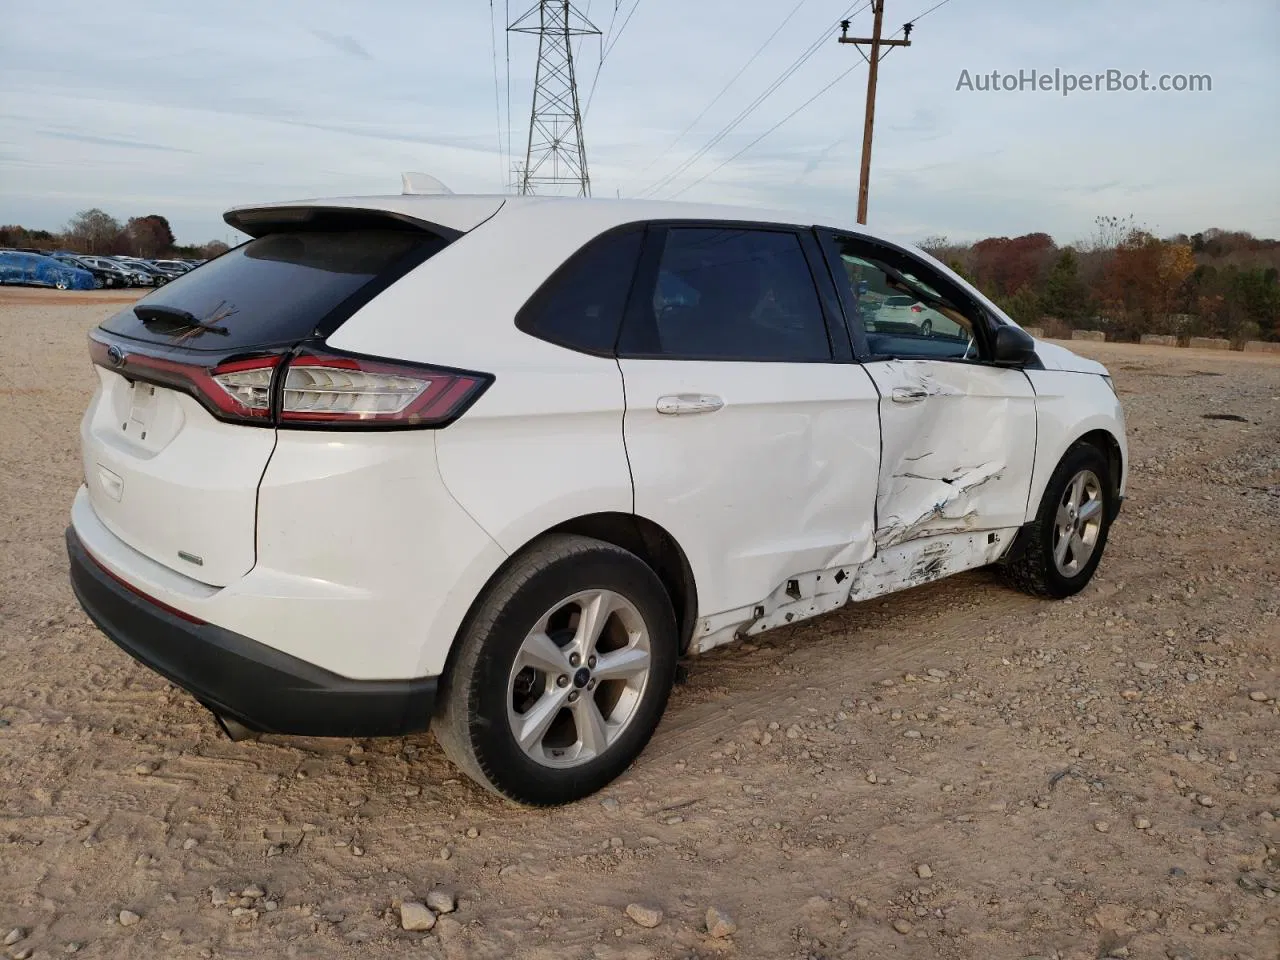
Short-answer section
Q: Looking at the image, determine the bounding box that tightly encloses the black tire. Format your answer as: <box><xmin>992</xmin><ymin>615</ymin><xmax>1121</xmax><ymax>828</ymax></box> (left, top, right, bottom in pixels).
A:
<box><xmin>1001</xmin><ymin>442</ymin><xmax>1116</xmax><ymax>599</ymax></box>
<box><xmin>434</xmin><ymin>534</ymin><xmax>679</xmax><ymax>806</ymax></box>
<box><xmin>920</xmin><ymin>318</ymin><xmax>933</xmax><ymax>336</ymax></box>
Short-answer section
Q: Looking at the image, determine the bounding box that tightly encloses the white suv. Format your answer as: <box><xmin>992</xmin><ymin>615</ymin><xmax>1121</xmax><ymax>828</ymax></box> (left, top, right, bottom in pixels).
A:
<box><xmin>68</xmin><ymin>193</ymin><xmax>1126</xmax><ymax>805</ymax></box>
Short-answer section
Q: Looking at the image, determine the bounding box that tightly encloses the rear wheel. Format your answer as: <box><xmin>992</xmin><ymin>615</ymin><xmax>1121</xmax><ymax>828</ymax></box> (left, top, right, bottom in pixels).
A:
<box><xmin>920</xmin><ymin>318</ymin><xmax>933</xmax><ymax>335</ymax></box>
<box><xmin>434</xmin><ymin>534</ymin><xmax>678</xmax><ymax>806</ymax></box>
<box><xmin>55</xmin><ymin>278</ymin><xmax>69</xmax><ymax>290</ymax></box>
<box><xmin>1001</xmin><ymin>443</ymin><xmax>1115</xmax><ymax>598</ymax></box>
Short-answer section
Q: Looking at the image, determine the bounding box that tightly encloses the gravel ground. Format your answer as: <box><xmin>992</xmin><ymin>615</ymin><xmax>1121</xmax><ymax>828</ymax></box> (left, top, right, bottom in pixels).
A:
<box><xmin>1</xmin><ymin>288</ymin><xmax>1277</xmax><ymax>960</ymax></box>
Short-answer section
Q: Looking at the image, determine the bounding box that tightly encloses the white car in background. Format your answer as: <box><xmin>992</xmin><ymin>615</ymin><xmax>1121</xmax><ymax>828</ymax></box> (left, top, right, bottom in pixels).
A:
<box><xmin>67</xmin><ymin>189</ymin><xmax>1126</xmax><ymax>805</ymax></box>
<box><xmin>872</xmin><ymin>293</ymin><xmax>959</xmax><ymax>337</ymax></box>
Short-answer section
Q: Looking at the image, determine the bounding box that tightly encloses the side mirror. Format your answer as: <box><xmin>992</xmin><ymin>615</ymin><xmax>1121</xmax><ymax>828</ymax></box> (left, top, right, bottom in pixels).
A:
<box><xmin>992</xmin><ymin>324</ymin><xmax>1038</xmax><ymax>365</ymax></box>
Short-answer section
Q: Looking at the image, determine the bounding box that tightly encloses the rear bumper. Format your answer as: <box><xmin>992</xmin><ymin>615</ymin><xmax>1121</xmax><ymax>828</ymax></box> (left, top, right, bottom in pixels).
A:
<box><xmin>67</xmin><ymin>526</ymin><xmax>436</xmax><ymax>737</ymax></box>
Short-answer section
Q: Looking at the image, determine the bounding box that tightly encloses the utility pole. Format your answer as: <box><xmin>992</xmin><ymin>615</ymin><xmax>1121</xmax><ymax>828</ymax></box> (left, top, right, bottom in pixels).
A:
<box><xmin>839</xmin><ymin>3</ymin><xmax>913</xmax><ymax>223</ymax></box>
<box><xmin>509</xmin><ymin>1</ymin><xmax>600</xmax><ymax>196</ymax></box>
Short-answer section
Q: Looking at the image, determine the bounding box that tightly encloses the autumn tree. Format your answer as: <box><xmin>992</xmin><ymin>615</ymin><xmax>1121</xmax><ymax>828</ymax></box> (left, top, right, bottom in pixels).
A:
<box><xmin>998</xmin><ymin>286</ymin><xmax>1043</xmax><ymax>326</ymax></box>
<box><xmin>1193</xmin><ymin>264</ymin><xmax>1280</xmax><ymax>341</ymax></box>
<box><xmin>66</xmin><ymin>208</ymin><xmax>122</xmax><ymax>254</ymax></box>
<box><xmin>970</xmin><ymin>233</ymin><xmax>1056</xmax><ymax>297</ymax></box>
<box><xmin>1100</xmin><ymin>230</ymin><xmax>1195</xmax><ymax>338</ymax></box>
<box><xmin>125</xmin><ymin>215</ymin><xmax>175</xmax><ymax>258</ymax></box>
<box><xmin>1089</xmin><ymin>214</ymin><xmax>1136</xmax><ymax>253</ymax></box>
<box><xmin>1041</xmin><ymin>248</ymin><xmax>1089</xmax><ymax>322</ymax></box>
<box><xmin>0</xmin><ymin>224</ymin><xmax>59</xmax><ymax>249</ymax></box>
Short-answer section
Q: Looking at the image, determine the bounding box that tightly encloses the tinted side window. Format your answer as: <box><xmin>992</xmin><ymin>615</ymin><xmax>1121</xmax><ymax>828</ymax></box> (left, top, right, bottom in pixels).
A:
<box><xmin>621</xmin><ymin>227</ymin><xmax>831</xmax><ymax>361</ymax></box>
<box><xmin>516</xmin><ymin>229</ymin><xmax>643</xmax><ymax>355</ymax></box>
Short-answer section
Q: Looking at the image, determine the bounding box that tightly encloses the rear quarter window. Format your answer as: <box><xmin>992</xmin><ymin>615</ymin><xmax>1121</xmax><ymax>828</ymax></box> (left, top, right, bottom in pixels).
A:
<box><xmin>99</xmin><ymin>228</ymin><xmax>449</xmax><ymax>351</ymax></box>
<box><xmin>515</xmin><ymin>228</ymin><xmax>644</xmax><ymax>356</ymax></box>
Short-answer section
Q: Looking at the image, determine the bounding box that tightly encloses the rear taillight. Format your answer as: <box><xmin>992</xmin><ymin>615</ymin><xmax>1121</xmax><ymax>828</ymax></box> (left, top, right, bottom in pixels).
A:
<box><xmin>911</xmin><ymin>304</ymin><xmax>924</xmax><ymax>313</ymax></box>
<box><xmin>90</xmin><ymin>333</ymin><xmax>489</xmax><ymax>429</ymax></box>
<box><xmin>89</xmin><ymin>335</ymin><xmax>278</xmax><ymax>422</ymax></box>
<box><xmin>277</xmin><ymin>350</ymin><xmax>488</xmax><ymax>426</ymax></box>
<box><xmin>209</xmin><ymin>357</ymin><xmax>279</xmax><ymax>418</ymax></box>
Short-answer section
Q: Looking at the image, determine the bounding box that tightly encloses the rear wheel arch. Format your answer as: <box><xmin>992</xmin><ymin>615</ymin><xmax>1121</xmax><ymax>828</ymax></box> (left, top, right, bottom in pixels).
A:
<box><xmin>546</xmin><ymin>513</ymin><xmax>697</xmax><ymax>654</ymax></box>
<box><xmin>440</xmin><ymin>513</ymin><xmax>698</xmax><ymax>692</ymax></box>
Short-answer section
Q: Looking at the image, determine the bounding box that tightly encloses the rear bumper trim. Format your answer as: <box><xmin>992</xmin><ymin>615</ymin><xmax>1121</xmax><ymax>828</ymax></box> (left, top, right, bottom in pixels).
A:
<box><xmin>67</xmin><ymin>526</ymin><xmax>435</xmax><ymax>738</ymax></box>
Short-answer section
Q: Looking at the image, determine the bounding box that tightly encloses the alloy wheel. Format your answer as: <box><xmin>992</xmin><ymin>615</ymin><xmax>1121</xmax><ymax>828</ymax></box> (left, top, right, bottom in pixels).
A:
<box><xmin>1053</xmin><ymin>469</ymin><xmax>1103</xmax><ymax>576</ymax></box>
<box><xmin>506</xmin><ymin>589</ymin><xmax>652</xmax><ymax>768</ymax></box>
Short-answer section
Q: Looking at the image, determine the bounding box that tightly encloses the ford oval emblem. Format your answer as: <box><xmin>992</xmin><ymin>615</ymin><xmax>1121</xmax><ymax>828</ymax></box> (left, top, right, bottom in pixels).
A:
<box><xmin>107</xmin><ymin>344</ymin><xmax>126</xmax><ymax>367</ymax></box>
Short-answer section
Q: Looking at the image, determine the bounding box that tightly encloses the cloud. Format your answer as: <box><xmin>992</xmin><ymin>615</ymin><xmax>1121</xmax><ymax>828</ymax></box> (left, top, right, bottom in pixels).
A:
<box><xmin>39</xmin><ymin>130</ymin><xmax>193</xmax><ymax>154</ymax></box>
<box><xmin>310</xmin><ymin>29</ymin><xmax>372</xmax><ymax>61</ymax></box>
<box><xmin>0</xmin><ymin>0</ymin><xmax>1275</xmax><ymax>244</ymax></box>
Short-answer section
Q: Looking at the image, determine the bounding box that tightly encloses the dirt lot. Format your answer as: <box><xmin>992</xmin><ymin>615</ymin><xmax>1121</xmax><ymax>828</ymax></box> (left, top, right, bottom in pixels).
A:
<box><xmin>1</xmin><ymin>287</ymin><xmax>1276</xmax><ymax>960</ymax></box>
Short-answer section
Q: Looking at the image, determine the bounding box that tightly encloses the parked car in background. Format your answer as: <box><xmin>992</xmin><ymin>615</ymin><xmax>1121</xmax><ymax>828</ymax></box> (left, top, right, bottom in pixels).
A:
<box><xmin>872</xmin><ymin>293</ymin><xmax>961</xmax><ymax>336</ymax></box>
<box><xmin>112</xmin><ymin>259</ymin><xmax>168</xmax><ymax>285</ymax></box>
<box><xmin>146</xmin><ymin>262</ymin><xmax>186</xmax><ymax>280</ymax></box>
<box><xmin>67</xmin><ymin>192</ymin><xmax>1126</xmax><ymax>806</ymax></box>
<box><xmin>0</xmin><ymin>250</ymin><xmax>96</xmax><ymax>290</ymax></box>
<box><xmin>152</xmin><ymin>259</ymin><xmax>193</xmax><ymax>276</ymax></box>
<box><xmin>79</xmin><ymin>257</ymin><xmax>144</xmax><ymax>287</ymax></box>
<box><xmin>51</xmin><ymin>255</ymin><xmax>120</xmax><ymax>289</ymax></box>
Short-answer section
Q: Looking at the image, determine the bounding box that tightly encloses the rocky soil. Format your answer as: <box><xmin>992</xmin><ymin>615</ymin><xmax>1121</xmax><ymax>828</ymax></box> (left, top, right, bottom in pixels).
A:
<box><xmin>0</xmin><ymin>289</ymin><xmax>1276</xmax><ymax>959</ymax></box>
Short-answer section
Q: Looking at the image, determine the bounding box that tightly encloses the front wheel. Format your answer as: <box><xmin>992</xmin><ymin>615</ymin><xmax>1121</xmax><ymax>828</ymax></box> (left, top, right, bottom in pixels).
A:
<box><xmin>1001</xmin><ymin>442</ymin><xmax>1115</xmax><ymax>598</ymax></box>
<box><xmin>434</xmin><ymin>534</ymin><xmax>678</xmax><ymax>806</ymax></box>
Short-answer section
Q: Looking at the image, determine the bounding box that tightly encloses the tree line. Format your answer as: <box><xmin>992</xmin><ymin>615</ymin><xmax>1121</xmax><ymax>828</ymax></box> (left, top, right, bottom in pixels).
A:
<box><xmin>921</xmin><ymin>217</ymin><xmax>1280</xmax><ymax>343</ymax></box>
<box><xmin>0</xmin><ymin>209</ymin><xmax>230</xmax><ymax>260</ymax></box>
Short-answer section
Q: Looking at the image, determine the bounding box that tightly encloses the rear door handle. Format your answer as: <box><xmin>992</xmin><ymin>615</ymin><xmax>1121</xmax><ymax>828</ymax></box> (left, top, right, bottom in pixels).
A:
<box><xmin>890</xmin><ymin>387</ymin><xmax>929</xmax><ymax>404</ymax></box>
<box><xmin>656</xmin><ymin>394</ymin><xmax>724</xmax><ymax>416</ymax></box>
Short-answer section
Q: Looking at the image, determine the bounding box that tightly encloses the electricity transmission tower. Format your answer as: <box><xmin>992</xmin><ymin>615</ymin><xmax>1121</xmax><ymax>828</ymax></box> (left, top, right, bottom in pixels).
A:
<box><xmin>509</xmin><ymin>1</ymin><xmax>599</xmax><ymax>196</ymax></box>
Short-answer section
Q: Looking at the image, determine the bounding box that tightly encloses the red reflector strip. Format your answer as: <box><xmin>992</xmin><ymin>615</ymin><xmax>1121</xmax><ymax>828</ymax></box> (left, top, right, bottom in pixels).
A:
<box><xmin>88</xmin><ymin>332</ymin><xmax>279</xmax><ymax>422</ymax></box>
<box><xmin>84</xmin><ymin>547</ymin><xmax>207</xmax><ymax>625</ymax></box>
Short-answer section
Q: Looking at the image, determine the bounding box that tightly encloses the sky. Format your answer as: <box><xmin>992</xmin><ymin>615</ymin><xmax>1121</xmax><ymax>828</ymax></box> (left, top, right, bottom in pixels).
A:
<box><xmin>1</xmin><ymin>0</ymin><xmax>1277</xmax><ymax>247</ymax></box>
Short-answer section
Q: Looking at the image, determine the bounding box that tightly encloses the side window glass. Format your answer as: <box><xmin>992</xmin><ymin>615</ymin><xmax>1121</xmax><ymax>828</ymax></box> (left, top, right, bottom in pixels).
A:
<box><xmin>623</xmin><ymin>227</ymin><xmax>831</xmax><ymax>361</ymax></box>
<box><xmin>831</xmin><ymin>239</ymin><xmax>977</xmax><ymax>360</ymax></box>
<box><xmin>516</xmin><ymin>229</ymin><xmax>643</xmax><ymax>355</ymax></box>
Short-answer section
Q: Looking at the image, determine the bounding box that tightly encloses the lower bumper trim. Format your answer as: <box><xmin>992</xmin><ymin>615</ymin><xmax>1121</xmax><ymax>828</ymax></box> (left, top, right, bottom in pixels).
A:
<box><xmin>67</xmin><ymin>526</ymin><xmax>436</xmax><ymax>738</ymax></box>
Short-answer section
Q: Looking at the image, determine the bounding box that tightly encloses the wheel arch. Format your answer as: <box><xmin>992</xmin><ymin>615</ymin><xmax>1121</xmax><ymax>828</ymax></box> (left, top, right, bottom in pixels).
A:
<box><xmin>439</xmin><ymin>512</ymin><xmax>699</xmax><ymax>692</ymax></box>
<box><xmin>1075</xmin><ymin>428</ymin><xmax>1124</xmax><ymax>515</ymax></box>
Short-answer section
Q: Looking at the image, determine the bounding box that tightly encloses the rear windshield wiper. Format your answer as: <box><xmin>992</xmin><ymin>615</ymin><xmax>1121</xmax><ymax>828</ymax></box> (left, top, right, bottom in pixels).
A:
<box><xmin>133</xmin><ymin>304</ymin><xmax>229</xmax><ymax>336</ymax></box>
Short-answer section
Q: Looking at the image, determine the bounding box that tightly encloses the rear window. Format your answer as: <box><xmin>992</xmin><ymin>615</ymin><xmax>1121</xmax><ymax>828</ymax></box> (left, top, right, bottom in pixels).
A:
<box><xmin>100</xmin><ymin>229</ymin><xmax>448</xmax><ymax>350</ymax></box>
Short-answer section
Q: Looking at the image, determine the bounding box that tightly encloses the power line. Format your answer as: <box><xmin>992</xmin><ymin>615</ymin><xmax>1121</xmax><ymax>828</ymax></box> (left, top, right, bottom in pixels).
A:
<box><xmin>505</xmin><ymin>0</ymin><xmax>513</xmax><ymax>187</ymax></box>
<box><xmin>908</xmin><ymin>0</ymin><xmax>955</xmax><ymax>21</ymax></box>
<box><xmin>585</xmin><ymin>1</ymin><xmax>622</xmax><ymax>116</ymax></box>
<box><xmin>638</xmin><ymin>2</ymin><xmax>872</xmax><ymax>199</ymax></box>
<box><xmin>665</xmin><ymin>0</ymin><xmax>957</xmax><ymax>201</ymax></box>
<box><xmin>602</xmin><ymin>0</ymin><xmax>642</xmax><ymax>59</ymax></box>
<box><xmin>632</xmin><ymin>0</ymin><xmax>811</xmax><ymax>181</ymax></box>
<box><xmin>666</xmin><ymin>60</ymin><xmax>865</xmax><ymax>200</ymax></box>
<box><xmin>585</xmin><ymin>0</ymin><xmax>642</xmax><ymax>117</ymax></box>
<box><xmin>489</xmin><ymin>1</ymin><xmax>506</xmax><ymax>189</ymax></box>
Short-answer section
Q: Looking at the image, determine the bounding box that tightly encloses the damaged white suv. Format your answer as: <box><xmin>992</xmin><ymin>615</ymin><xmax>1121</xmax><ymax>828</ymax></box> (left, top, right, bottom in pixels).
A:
<box><xmin>68</xmin><ymin>192</ymin><xmax>1126</xmax><ymax>805</ymax></box>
